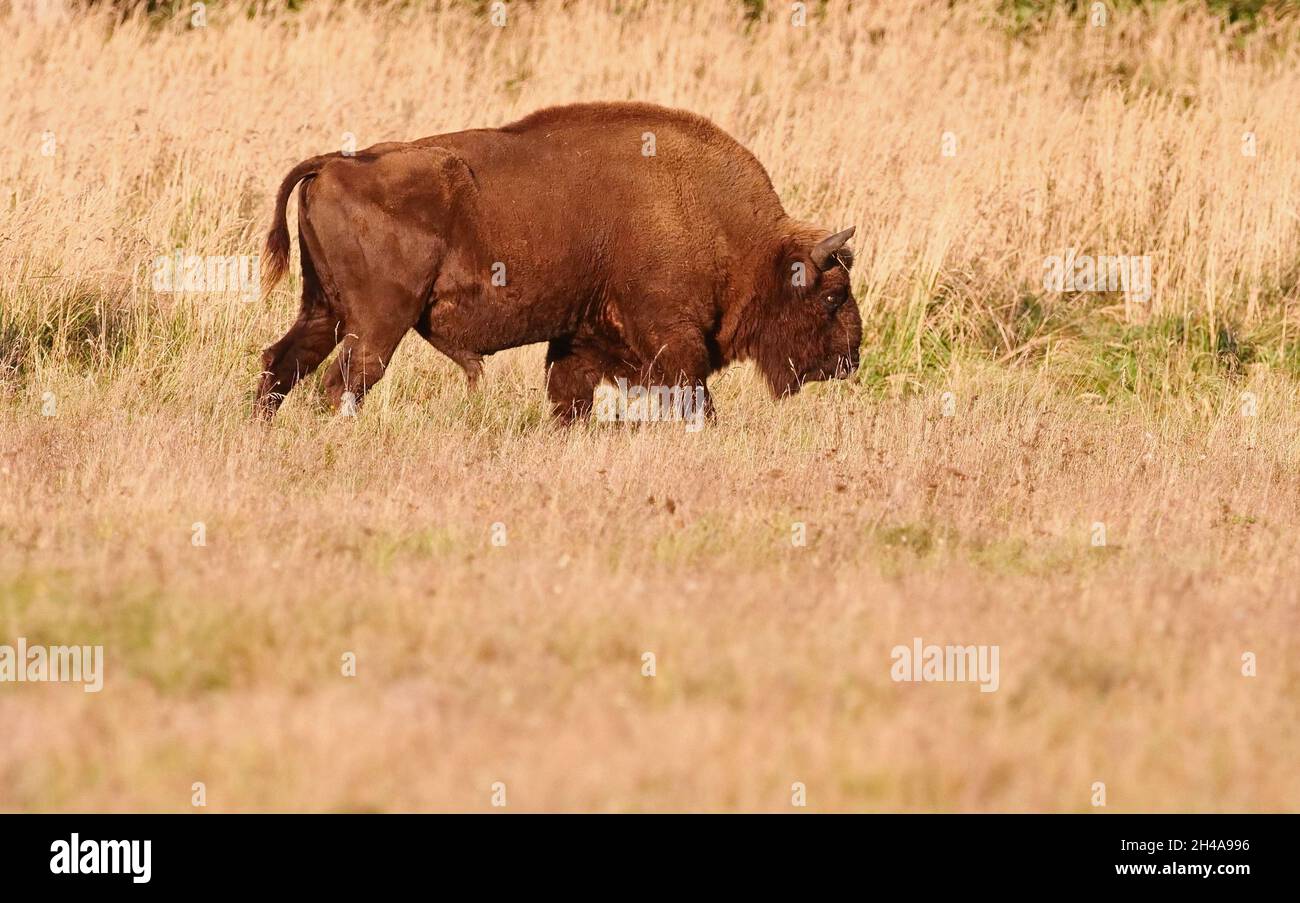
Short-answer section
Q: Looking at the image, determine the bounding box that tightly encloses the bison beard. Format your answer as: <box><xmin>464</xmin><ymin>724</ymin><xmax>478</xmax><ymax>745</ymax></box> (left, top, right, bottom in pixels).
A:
<box><xmin>255</xmin><ymin>102</ymin><xmax>862</xmax><ymax>422</ymax></box>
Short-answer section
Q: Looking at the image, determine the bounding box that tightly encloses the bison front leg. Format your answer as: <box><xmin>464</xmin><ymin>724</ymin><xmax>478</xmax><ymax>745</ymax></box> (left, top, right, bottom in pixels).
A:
<box><xmin>640</xmin><ymin>334</ymin><xmax>716</xmax><ymax>422</ymax></box>
<box><xmin>544</xmin><ymin>338</ymin><xmax>639</xmax><ymax>425</ymax></box>
<box><xmin>544</xmin><ymin>338</ymin><xmax>602</xmax><ymax>424</ymax></box>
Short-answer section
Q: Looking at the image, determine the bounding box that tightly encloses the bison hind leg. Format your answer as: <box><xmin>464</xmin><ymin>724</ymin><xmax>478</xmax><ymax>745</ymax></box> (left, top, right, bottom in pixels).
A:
<box><xmin>320</xmin><ymin>319</ymin><xmax>413</xmax><ymax>415</ymax></box>
<box><xmin>256</xmin><ymin>312</ymin><xmax>343</xmax><ymax>419</ymax></box>
<box><xmin>254</xmin><ymin>226</ymin><xmax>345</xmax><ymax>420</ymax></box>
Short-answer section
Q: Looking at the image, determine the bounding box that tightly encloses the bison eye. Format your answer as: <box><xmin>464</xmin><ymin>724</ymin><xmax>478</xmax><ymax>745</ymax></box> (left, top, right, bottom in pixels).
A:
<box><xmin>822</xmin><ymin>291</ymin><xmax>845</xmax><ymax>312</ymax></box>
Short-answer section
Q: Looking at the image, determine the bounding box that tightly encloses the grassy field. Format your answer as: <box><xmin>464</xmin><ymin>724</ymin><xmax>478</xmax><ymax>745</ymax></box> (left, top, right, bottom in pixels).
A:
<box><xmin>1</xmin><ymin>0</ymin><xmax>1298</xmax><ymax>811</ymax></box>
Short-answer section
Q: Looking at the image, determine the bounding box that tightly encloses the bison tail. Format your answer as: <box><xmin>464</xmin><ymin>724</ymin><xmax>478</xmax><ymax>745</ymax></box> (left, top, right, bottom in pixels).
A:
<box><xmin>261</xmin><ymin>154</ymin><xmax>338</xmax><ymax>299</ymax></box>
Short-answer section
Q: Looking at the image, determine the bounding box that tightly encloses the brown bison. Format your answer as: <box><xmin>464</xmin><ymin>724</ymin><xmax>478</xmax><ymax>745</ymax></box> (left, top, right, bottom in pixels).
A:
<box><xmin>256</xmin><ymin>102</ymin><xmax>861</xmax><ymax>422</ymax></box>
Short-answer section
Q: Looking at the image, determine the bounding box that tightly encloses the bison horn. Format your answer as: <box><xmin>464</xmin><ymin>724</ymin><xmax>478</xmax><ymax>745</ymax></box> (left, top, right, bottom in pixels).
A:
<box><xmin>810</xmin><ymin>226</ymin><xmax>856</xmax><ymax>271</ymax></box>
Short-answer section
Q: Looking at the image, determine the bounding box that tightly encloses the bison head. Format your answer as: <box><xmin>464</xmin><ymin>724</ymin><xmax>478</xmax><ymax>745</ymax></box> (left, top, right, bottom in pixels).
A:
<box><xmin>745</xmin><ymin>225</ymin><xmax>862</xmax><ymax>397</ymax></box>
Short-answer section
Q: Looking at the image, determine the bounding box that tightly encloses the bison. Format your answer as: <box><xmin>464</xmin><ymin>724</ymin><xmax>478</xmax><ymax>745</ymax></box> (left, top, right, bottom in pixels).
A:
<box><xmin>256</xmin><ymin>102</ymin><xmax>861</xmax><ymax>422</ymax></box>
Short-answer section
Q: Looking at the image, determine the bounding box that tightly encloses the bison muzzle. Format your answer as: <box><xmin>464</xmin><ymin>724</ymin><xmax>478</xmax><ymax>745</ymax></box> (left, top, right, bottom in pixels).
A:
<box><xmin>255</xmin><ymin>102</ymin><xmax>862</xmax><ymax>422</ymax></box>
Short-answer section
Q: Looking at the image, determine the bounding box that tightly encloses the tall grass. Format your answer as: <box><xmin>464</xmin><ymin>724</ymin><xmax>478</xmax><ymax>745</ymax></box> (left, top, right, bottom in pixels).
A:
<box><xmin>2</xmin><ymin>1</ymin><xmax>1300</xmax><ymax>402</ymax></box>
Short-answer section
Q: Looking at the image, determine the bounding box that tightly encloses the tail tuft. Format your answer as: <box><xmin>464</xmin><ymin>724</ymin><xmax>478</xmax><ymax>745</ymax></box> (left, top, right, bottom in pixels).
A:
<box><xmin>260</xmin><ymin>154</ymin><xmax>338</xmax><ymax>299</ymax></box>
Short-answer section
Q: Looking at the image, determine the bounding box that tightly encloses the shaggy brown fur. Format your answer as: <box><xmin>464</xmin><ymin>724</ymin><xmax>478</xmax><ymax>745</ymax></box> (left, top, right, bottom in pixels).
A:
<box><xmin>257</xmin><ymin>102</ymin><xmax>861</xmax><ymax>421</ymax></box>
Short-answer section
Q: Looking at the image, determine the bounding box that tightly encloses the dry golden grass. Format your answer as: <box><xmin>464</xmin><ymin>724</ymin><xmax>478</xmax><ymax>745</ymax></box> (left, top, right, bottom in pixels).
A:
<box><xmin>1</xmin><ymin>0</ymin><xmax>1298</xmax><ymax>812</ymax></box>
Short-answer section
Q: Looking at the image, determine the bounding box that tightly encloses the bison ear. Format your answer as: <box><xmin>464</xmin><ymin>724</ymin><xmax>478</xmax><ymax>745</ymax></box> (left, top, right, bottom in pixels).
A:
<box><xmin>810</xmin><ymin>226</ymin><xmax>856</xmax><ymax>271</ymax></box>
